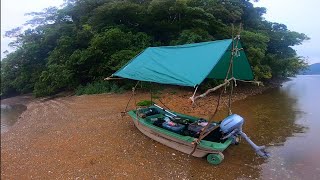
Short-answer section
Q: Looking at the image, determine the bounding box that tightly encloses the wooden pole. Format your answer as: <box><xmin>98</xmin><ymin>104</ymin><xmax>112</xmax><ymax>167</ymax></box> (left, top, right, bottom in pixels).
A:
<box><xmin>190</xmin><ymin>78</ymin><xmax>234</xmax><ymax>103</ymax></box>
<box><xmin>104</xmin><ymin>77</ymin><xmax>123</xmax><ymax>80</ymax></box>
<box><xmin>190</xmin><ymin>24</ymin><xmax>244</xmax><ymax>156</ymax></box>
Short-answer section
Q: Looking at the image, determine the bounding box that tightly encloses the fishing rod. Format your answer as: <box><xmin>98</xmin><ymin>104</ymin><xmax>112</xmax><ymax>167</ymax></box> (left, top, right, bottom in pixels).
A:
<box><xmin>153</xmin><ymin>104</ymin><xmax>178</xmax><ymax>118</ymax></box>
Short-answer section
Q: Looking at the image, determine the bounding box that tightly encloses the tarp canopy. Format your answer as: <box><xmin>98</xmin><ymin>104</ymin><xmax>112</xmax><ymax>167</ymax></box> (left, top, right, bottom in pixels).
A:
<box><xmin>113</xmin><ymin>39</ymin><xmax>253</xmax><ymax>87</ymax></box>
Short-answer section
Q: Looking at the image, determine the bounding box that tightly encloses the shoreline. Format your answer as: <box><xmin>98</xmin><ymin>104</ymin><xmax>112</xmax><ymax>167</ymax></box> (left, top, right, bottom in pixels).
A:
<box><xmin>1</xmin><ymin>82</ymin><xmax>282</xmax><ymax>179</ymax></box>
<box><xmin>0</xmin><ymin>81</ymin><xmax>281</xmax><ymax>132</ymax></box>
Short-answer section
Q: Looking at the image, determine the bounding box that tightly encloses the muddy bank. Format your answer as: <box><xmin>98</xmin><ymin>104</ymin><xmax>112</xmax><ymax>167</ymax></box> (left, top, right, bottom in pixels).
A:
<box><xmin>1</xmin><ymin>84</ymin><xmax>274</xmax><ymax>179</ymax></box>
<box><xmin>1</xmin><ymin>94</ymin><xmax>34</xmax><ymax>106</ymax></box>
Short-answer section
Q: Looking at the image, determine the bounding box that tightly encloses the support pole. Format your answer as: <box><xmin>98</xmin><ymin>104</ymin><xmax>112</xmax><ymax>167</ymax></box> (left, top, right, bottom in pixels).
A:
<box><xmin>190</xmin><ymin>24</ymin><xmax>243</xmax><ymax>156</ymax></box>
<box><xmin>121</xmin><ymin>81</ymin><xmax>140</xmax><ymax>116</ymax></box>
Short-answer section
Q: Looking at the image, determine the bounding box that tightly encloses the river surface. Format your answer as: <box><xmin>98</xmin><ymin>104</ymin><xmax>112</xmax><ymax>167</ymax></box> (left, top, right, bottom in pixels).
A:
<box><xmin>1</xmin><ymin>104</ymin><xmax>27</xmax><ymax>133</ymax></box>
<box><xmin>214</xmin><ymin>75</ymin><xmax>320</xmax><ymax>179</ymax></box>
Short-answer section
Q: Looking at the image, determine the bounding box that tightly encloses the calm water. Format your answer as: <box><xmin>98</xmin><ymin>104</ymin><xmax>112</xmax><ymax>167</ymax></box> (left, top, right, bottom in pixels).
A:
<box><xmin>214</xmin><ymin>75</ymin><xmax>320</xmax><ymax>179</ymax></box>
<box><xmin>1</xmin><ymin>104</ymin><xmax>27</xmax><ymax>133</ymax></box>
<box><xmin>258</xmin><ymin>75</ymin><xmax>320</xmax><ymax>179</ymax></box>
<box><xmin>133</xmin><ymin>75</ymin><xmax>320</xmax><ymax>179</ymax></box>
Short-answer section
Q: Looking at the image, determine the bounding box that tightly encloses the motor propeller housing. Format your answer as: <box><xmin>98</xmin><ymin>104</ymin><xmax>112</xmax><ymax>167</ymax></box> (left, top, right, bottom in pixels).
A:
<box><xmin>220</xmin><ymin>114</ymin><xmax>270</xmax><ymax>158</ymax></box>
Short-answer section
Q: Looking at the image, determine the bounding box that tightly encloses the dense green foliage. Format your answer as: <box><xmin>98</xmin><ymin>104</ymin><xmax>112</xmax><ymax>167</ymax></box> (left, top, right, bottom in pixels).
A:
<box><xmin>75</xmin><ymin>80</ymin><xmax>124</xmax><ymax>95</ymax></box>
<box><xmin>1</xmin><ymin>0</ymin><xmax>309</xmax><ymax>97</ymax></box>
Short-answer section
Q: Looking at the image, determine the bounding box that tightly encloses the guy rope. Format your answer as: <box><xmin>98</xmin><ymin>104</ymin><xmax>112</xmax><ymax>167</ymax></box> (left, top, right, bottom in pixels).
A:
<box><xmin>189</xmin><ymin>24</ymin><xmax>242</xmax><ymax>155</ymax></box>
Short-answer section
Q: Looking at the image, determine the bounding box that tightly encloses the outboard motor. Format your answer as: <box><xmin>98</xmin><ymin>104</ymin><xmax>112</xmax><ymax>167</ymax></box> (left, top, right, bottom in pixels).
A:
<box><xmin>220</xmin><ymin>114</ymin><xmax>270</xmax><ymax>158</ymax></box>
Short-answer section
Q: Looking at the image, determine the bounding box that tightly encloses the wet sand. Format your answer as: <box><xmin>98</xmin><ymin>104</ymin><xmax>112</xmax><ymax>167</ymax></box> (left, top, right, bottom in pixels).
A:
<box><xmin>1</xmin><ymin>85</ymin><xmax>273</xmax><ymax>179</ymax></box>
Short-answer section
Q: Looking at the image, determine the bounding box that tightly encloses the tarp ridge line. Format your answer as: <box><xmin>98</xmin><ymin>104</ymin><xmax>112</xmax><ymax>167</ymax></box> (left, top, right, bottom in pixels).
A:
<box><xmin>197</xmin><ymin>40</ymin><xmax>233</xmax><ymax>86</ymax></box>
<box><xmin>148</xmin><ymin>39</ymin><xmax>233</xmax><ymax>49</ymax></box>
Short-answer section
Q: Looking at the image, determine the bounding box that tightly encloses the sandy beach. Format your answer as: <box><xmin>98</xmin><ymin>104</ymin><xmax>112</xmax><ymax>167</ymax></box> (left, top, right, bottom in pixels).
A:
<box><xmin>1</xmin><ymin>85</ymin><xmax>270</xmax><ymax>179</ymax></box>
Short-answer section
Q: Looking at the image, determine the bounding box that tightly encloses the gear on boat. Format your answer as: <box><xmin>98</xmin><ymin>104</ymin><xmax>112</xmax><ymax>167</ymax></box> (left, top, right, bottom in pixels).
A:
<box><xmin>138</xmin><ymin>104</ymin><xmax>270</xmax><ymax>158</ymax></box>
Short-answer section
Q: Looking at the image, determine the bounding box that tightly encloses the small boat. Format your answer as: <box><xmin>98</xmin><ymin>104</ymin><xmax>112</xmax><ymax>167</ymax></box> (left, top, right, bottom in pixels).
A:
<box><xmin>107</xmin><ymin>35</ymin><xmax>269</xmax><ymax>165</ymax></box>
<box><xmin>128</xmin><ymin>105</ymin><xmax>232</xmax><ymax>164</ymax></box>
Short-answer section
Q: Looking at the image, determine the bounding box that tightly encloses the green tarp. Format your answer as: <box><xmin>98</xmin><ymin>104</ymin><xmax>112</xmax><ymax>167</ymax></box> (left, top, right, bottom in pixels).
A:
<box><xmin>113</xmin><ymin>39</ymin><xmax>253</xmax><ymax>87</ymax></box>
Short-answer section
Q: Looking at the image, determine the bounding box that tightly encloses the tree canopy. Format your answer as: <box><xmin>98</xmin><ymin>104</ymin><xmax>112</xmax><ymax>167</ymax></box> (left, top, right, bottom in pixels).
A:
<box><xmin>1</xmin><ymin>0</ymin><xmax>309</xmax><ymax>97</ymax></box>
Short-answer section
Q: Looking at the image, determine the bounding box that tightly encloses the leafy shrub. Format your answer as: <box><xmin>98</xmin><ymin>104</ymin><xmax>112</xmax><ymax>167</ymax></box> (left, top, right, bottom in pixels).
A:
<box><xmin>34</xmin><ymin>64</ymin><xmax>73</xmax><ymax>97</ymax></box>
<box><xmin>75</xmin><ymin>81</ymin><xmax>124</xmax><ymax>95</ymax></box>
<box><xmin>109</xmin><ymin>83</ymin><xmax>125</xmax><ymax>93</ymax></box>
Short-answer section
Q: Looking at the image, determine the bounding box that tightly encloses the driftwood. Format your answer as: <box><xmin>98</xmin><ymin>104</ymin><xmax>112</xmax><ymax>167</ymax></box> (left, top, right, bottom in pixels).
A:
<box><xmin>189</xmin><ymin>77</ymin><xmax>235</xmax><ymax>104</ymax></box>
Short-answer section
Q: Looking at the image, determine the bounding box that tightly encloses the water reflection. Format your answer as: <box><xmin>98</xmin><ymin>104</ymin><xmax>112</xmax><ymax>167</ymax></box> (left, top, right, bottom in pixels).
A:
<box><xmin>260</xmin><ymin>75</ymin><xmax>320</xmax><ymax>179</ymax></box>
<box><xmin>179</xmin><ymin>76</ymin><xmax>315</xmax><ymax>179</ymax></box>
<box><xmin>230</xmin><ymin>88</ymin><xmax>307</xmax><ymax>146</ymax></box>
<box><xmin>1</xmin><ymin>104</ymin><xmax>27</xmax><ymax>133</ymax></box>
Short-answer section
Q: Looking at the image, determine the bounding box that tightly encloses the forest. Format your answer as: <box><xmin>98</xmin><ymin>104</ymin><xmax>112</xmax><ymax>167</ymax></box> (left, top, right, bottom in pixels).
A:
<box><xmin>1</xmin><ymin>0</ymin><xmax>309</xmax><ymax>97</ymax></box>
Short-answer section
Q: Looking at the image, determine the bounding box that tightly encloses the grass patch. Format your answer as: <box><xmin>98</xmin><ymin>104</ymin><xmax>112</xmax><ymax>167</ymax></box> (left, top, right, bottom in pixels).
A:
<box><xmin>136</xmin><ymin>100</ymin><xmax>154</xmax><ymax>106</ymax></box>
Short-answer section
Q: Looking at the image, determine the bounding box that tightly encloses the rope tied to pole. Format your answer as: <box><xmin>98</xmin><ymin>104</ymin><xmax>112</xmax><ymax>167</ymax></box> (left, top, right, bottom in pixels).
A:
<box><xmin>189</xmin><ymin>24</ymin><xmax>242</xmax><ymax>156</ymax></box>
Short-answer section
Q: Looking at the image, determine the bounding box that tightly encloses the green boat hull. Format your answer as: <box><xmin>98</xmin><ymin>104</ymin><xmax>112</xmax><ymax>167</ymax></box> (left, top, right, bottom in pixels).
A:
<box><xmin>127</xmin><ymin>108</ymin><xmax>232</xmax><ymax>158</ymax></box>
